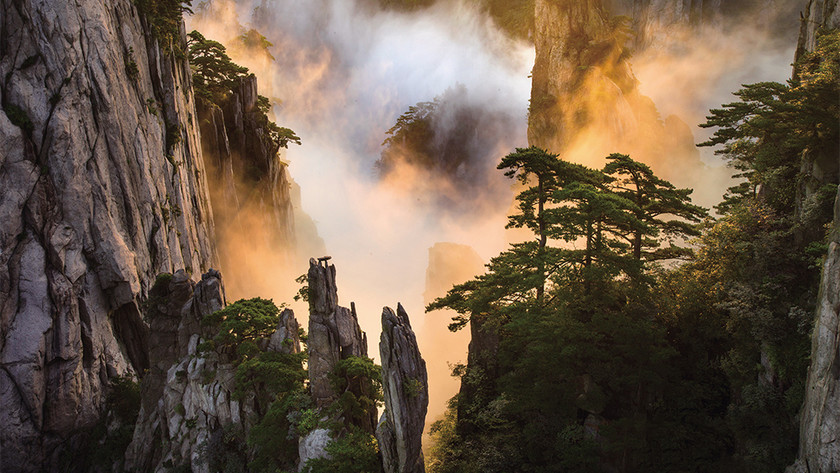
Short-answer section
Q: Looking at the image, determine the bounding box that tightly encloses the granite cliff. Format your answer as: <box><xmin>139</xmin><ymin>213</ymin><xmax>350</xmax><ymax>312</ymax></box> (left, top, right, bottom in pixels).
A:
<box><xmin>0</xmin><ymin>0</ymin><xmax>313</xmax><ymax>469</ymax></box>
<box><xmin>787</xmin><ymin>3</ymin><xmax>840</xmax><ymax>471</ymax></box>
<box><xmin>0</xmin><ymin>1</ymin><xmax>216</xmax><ymax>469</ymax></box>
<box><xmin>527</xmin><ymin>0</ymin><xmax>708</xmax><ymax>189</ymax></box>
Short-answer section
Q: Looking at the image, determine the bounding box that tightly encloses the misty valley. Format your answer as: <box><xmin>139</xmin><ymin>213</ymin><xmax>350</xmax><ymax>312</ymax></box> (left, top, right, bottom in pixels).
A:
<box><xmin>0</xmin><ymin>1</ymin><xmax>838</xmax><ymax>473</ymax></box>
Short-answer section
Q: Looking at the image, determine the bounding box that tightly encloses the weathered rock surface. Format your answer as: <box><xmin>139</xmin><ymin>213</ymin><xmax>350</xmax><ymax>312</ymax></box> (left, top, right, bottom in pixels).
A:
<box><xmin>0</xmin><ymin>0</ymin><xmax>216</xmax><ymax>469</ymax></box>
<box><xmin>605</xmin><ymin>0</ymin><xmax>799</xmax><ymax>49</ymax></box>
<box><xmin>125</xmin><ymin>269</ymin><xmax>302</xmax><ymax>472</ymax></box>
<box><xmin>298</xmin><ymin>428</ymin><xmax>333</xmax><ymax>471</ymax></box>
<box><xmin>797</xmin><ymin>0</ymin><xmax>840</xmax><ymax>55</ymax></box>
<box><xmin>197</xmin><ymin>75</ymin><xmax>302</xmax><ymax>291</ymax></box>
<box><xmin>376</xmin><ymin>304</ymin><xmax>428</xmax><ymax>473</ymax></box>
<box><xmin>306</xmin><ymin>257</ymin><xmax>368</xmax><ymax>408</ymax></box>
<box><xmin>790</xmin><ymin>192</ymin><xmax>840</xmax><ymax>473</ymax></box>
<box><xmin>269</xmin><ymin>308</ymin><xmax>302</xmax><ymax>353</ymax></box>
<box><xmin>786</xmin><ymin>4</ymin><xmax>840</xmax><ymax>471</ymax></box>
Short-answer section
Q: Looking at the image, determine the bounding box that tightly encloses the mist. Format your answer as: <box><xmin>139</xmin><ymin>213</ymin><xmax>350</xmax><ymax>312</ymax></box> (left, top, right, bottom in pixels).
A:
<box><xmin>187</xmin><ymin>0</ymin><xmax>802</xmax><ymax>428</ymax></box>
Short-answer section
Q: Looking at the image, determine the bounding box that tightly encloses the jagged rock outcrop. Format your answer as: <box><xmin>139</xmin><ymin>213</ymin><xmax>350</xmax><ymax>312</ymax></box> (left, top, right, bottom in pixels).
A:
<box><xmin>300</xmin><ymin>257</ymin><xmax>374</xmax><ymax>469</ymax></box>
<box><xmin>306</xmin><ymin>257</ymin><xmax>369</xmax><ymax>408</ymax></box>
<box><xmin>786</xmin><ymin>4</ymin><xmax>840</xmax><ymax>471</ymax></box>
<box><xmin>124</xmin><ymin>269</ymin><xmax>224</xmax><ymax>472</ymax></box>
<box><xmin>376</xmin><ymin>304</ymin><xmax>428</xmax><ymax>473</ymax></box>
<box><xmin>197</xmin><ymin>75</ymin><xmax>297</xmax><ymax>281</ymax></box>
<box><xmin>125</xmin><ymin>269</ymin><xmax>303</xmax><ymax>472</ymax></box>
<box><xmin>0</xmin><ymin>0</ymin><xmax>216</xmax><ymax>469</ymax></box>
<box><xmin>269</xmin><ymin>308</ymin><xmax>302</xmax><ymax>353</ymax></box>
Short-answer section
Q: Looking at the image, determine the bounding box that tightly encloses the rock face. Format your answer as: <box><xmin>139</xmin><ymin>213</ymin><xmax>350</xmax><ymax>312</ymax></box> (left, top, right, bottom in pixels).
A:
<box><xmin>269</xmin><ymin>308</ymin><xmax>302</xmax><ymax>353</ymax></box>
<box><xmin>306</xmin><ymin>257</ymin><xmax>369</xmax><ymax>408</ymax></box>
<box><xmin>300</xmin><ymin>257</ymin><xmax>374</xmax><ymax>468</ymax></box>
<box><xmin>376</xmin><ymin>304</ymin><xmax>429</xmax><ymax>473</ymax></box>
<box><xmin>787</xmin><ymin>4</ymin><xmax>840</xmax><ymax>472</ymax></box>
<box><xmin>790</xmin><ymin>193</ymin><xmax>840</xmax><ymax>473</ymax></box>
<box><xmin>197</xmin><ymin>75</ymin><xmax>301</xmax><ymax>292</ymax></box>
<box><xmin>526</xmin><ymin>0</ymin><xmax>796</xmax><ymax>198</ymax></box>
<box><xmin>527</xmin><ymin>0</ymin><xmax>701</xmax><ymax>184</ymax></box>
<box><xmin>0</xmin><ymin>1</ymin><xmax>216</xmax><ymax>469</ymax></box>
<box><xmin>797</xmin><ymin>0</ymin><xmax>840</xmax><ymax>56</ymax></box>
<box><xmin>298</xmin><ymin>428</ymin><xmax>334</xmax><ymax>469</ymax></box>
<box><xmin>125</xmin><ymin>269</ymin><xmax>302</xmax><ymax>472</ymax></box>
<box><xmin>124</xmin><ymin>269</ymin><xmax>224</xmax><ymax>472</ymax></box>
<box><xmin>605</xmin><ymin>0</ymin><xmax>798</xmax><ymax>49</ymax></box>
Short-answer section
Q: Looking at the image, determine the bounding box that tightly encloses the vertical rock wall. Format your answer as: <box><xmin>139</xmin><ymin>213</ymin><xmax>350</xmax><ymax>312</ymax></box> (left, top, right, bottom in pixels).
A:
<box><xmin>0</xmin><ymin>0</ymin><xmax>217</xmax><ymax>469</ymax></box>
<box><xmin>527</xmin><ymin>0</ymin><xmax>703</xmax><ymax>186</ymax></box>
<box><xmin>197</xmin><ymin>75</ymin><xmax>297</xmax><ymax>277</ymax></box>
<box><xmin>787</xmin><ymin>4</ymin><xmax>840</xmax><ymax>471</ymax></box>
<box><xmin>791</xmin><ymin>194</ymin><xmax>840</xmax><ymax>473</ymax></box>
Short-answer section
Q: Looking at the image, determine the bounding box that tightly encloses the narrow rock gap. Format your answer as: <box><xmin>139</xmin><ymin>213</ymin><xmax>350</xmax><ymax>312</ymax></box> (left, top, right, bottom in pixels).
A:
<box><xmin>78</xmin><ymin>297</ymin><xmax>94</xmax><ymax>370</ymax></box>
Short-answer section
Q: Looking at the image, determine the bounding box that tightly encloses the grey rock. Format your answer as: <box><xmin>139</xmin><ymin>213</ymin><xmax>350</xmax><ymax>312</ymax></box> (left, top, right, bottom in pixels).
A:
<box><xmin>125</xmin><ymin>270</ymin><xmax>306</xmax><ymax>473</ymax></box>
<box><xmin>796</xmin><ymin>0</ymin><xmax>840</xmax><ymax>56</ymax></box>
<box><xmin>0</xmin><ymin>0</ymin><xmax>216</xmax><ymax>468</ymax></box>
<box><xmin>788</xmin><ymin>192</ymin><xmax>840</xmax><ymax>473</ymax></box>
<box><xmin>307</xmin><ymin>258</ymin><xmax>368</xmax><ymax>408</ymax></box>
<box><xmin>125</xmin><ymin>269</ymin><xmax>226</xmax><ymax>473</ymax></box>
<box><xmin>298</xmin><ymin>427</ymin><xmax>333</xmax><ymax>471</ymax></box>
<box><xmin>376</xmin><ymin>304</ymin><xmax>428</xmax><ymax>473</ymax></box>
<box><xmin>269</xmin><ymin>308</ymin><xmax>302</xmax><ymax>354</ymax></box>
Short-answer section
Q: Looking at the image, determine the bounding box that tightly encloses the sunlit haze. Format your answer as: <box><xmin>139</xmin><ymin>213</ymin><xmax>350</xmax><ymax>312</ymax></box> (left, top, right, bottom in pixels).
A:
<box><xmin>187</xmin><ymin>0</ymin><xmax>798</xmax><ymax>426</ymax></box>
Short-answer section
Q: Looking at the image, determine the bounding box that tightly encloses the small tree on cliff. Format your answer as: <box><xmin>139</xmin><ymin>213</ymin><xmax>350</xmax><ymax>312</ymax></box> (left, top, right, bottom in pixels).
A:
<box><xmin>187</xmin><ymin>30</ymin><xmax>249</xmax><ymax>104</ymax></box>
<box><xmin>187</xmin><ymin>30</ymin><xmax>301</xmax><ymax>155</ymax></box>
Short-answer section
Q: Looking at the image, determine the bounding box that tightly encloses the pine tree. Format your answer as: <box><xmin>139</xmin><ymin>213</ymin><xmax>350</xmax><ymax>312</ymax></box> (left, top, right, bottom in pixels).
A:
<box><xmin>603</xmin><ymin>153</ymin><xmax>707</xmax><ymax>261</ymax></box>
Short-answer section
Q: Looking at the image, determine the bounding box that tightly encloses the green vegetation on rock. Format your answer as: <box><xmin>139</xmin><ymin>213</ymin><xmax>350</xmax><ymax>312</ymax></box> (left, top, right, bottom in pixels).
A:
<box><xmin>135</xmin><ymin>0</ymin><xmax>193</xmax><ymax>51</ymax></box>
<box><xmin>187</xmin><ymin>29</ymin><xmax>300</xmax><ymax>155</ymax></box>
